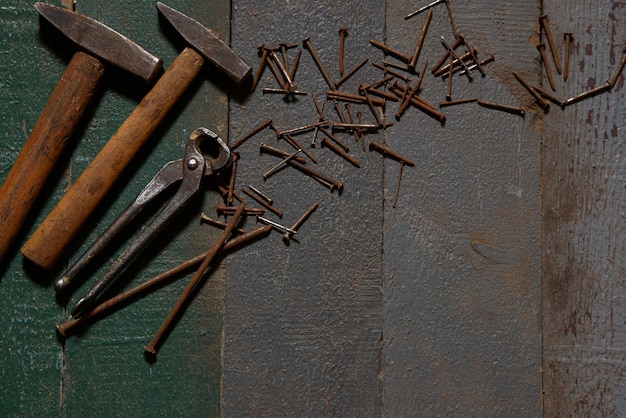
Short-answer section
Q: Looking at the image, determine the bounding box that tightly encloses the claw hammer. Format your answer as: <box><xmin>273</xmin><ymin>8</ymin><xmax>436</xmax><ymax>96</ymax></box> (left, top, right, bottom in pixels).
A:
<box><xmin>0</xmin><ymin>3</ymin><xmax>162</xmax><ymax>265</ymax></box>
<box><xmin>21</xmin><ymin>3</ymin><xmax>251</xmax><ymax>269</ymax></box>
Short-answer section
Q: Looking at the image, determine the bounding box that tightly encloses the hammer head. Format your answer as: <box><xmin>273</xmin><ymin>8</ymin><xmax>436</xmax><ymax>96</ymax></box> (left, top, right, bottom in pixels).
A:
<box><xmin>156</xmin><ymin>3</ymin><xmax>251</xmax><ymax>85</ymax></box>
<box><xmin>34</xmin><ymin>2</ymin><xmax>162</xmax><ymax>84</ymax></box>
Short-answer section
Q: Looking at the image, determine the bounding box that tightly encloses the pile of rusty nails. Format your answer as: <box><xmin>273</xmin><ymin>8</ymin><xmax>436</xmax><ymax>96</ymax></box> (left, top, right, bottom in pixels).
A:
<box><xmin>8</xmin><ymin>1</ymin><xmax>625</xmax><ymax>358</ymax></box>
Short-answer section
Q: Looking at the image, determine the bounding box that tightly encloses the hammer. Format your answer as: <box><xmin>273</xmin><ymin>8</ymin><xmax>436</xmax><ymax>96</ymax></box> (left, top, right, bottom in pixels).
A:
<box><xmin>0</xmin><ymin>3</ymin><xmax>162</xmax><ymax>266</ymax></box>
<box><xmin>21</xmin><ymin>3</ymin><xmax>251</xmax><ymax>270</ymax></box>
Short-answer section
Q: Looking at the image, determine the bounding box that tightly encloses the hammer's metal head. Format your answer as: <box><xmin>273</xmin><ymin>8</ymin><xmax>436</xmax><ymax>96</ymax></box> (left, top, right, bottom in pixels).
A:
<box><xmin>156</xmin><ymin>2</ymin><xmax>251</xmax><ymax>85</ymax></box>
<box><xmin>34</xmin><ymin>2</ymin><xmax>163</xmax><ymax>84</ymax></box>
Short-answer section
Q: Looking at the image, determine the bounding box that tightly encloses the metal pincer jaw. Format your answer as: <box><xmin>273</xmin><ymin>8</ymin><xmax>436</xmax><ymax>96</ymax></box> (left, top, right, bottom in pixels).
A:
<box><xmin>189</xmin><ymin>127</ymin><xmax>232</xmax><ymax>175</ymax></box>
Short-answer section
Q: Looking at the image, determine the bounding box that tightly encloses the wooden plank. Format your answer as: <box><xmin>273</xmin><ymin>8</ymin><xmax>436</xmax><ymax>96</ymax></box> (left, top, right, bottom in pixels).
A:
<box><xmin>542</xmin><ymin>1</ymin><xmax>626</xmax><ymax>416</ymax></box>
<box><xmin>382</xmin><ymin>0</ymin><xmax>543</xmax><ymax>415</ymax></box>
<box><xmin>225</xmin><ymin>1</ymin><xmax>384</xmax><ymax>415</ymax></box>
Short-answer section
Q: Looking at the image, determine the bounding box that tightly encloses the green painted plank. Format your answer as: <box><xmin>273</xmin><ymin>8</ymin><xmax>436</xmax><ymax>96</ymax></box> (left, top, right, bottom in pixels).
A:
<box><xmin>1</xmin><ymin>0</ymin><xmax>230</xmax><ymax>416</ymax></box>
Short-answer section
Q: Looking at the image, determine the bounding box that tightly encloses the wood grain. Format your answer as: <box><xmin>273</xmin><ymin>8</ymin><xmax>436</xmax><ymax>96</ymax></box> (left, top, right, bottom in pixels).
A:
<box><xmin>21</xmin><ymin>47</ymin><xmax>204</xmax><ymax>270</ymax></box>
<box><xmin>0</xmin><ymin>52</ymin><xmax>104</xmax><ymax>265</ymax></box>
<box><xmin>542</xmin><ymin>1</ymin><xmax>626</xmax><ymax>415</ymax></box>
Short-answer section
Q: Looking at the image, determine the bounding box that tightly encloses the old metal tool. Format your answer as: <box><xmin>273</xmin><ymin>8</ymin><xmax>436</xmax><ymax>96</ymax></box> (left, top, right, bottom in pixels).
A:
<box><xmin>57</xmin><ymin>128</ymin><xmax>232</xmax><ymax>318</ymax></box>
<box><xmin>0</xmin><ymin>3</ymin><xmax>162</xmax><ymax>265</ymax></box>
<box><xmin>21</xmin><ymin>3</ymin><xmax>251</xmax><ymax>270</ymax></box>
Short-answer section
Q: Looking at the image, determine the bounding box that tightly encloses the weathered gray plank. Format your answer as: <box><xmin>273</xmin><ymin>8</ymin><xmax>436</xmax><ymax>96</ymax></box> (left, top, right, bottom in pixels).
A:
<box><xmin>383</xmin><ymin>0</ymin><xmax>543</xmax><ymax>415</ymax></box>
<box><xmin>542</xmin><ymin>1</ymin><xmax>626</xmax><ymax>416</ymax></box>
<box><xmin>226</xmin><ymin>1</ymin><xmax>385</xmax><ymax>415</ymax></box>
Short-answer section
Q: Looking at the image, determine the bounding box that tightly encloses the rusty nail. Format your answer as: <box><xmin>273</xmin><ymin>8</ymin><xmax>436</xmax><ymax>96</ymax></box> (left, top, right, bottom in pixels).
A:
<box><xmin>360</xmin><ymin>83</ymin><xmax>384</xmax><ymax>126</ymax></box>
<box><xmin>287</xmin><ymin>159</ymin><xmax>343</xmax><ymax>192</ymax></box>
<box><xmin>409</xmin><ymin>8</ymin><xmax>433</xmax><ymax>69</ymax></box>
<box><xmin>462</xmin><ymin>39</ymin><xmax>485</xmax><ymax>77</ymax></box>
<box><xmin>230</xmin><ymin>118</ymin><xmax>273</xmax><ymax>151</ymax></box>
<box><xmin>512</xmin><ymin>71</ymin><xmax>550</xmax><ymax>109</ymax></box>
<box><xmin>339</xmin><ymin>28</ymin><xmax>348</xmax><ymax>76</ymax></box>
<box><xmin>563</xmin><ymin>33</ymin><xmax>572</xmax><ymax>82</ymax></box>
<box><xmin>369</xmin><ymin>39</ymin><xmax>411</xmax><ymax>63</ymax></box>
<box><xmin>303</xmin><ymin>37</ymin><xmax>337</xmax><ymax>90</ymax></box>
<box><xmin>438</xmin><ymin>97</ymin><xmax>478</xmax><ymax>107</ymax></box>
<box><xmin>396</xmin><ymin>61</ymin><xmax>428</xmax><ymax>119</ymax></box>
<box><xmin>563</xmin><ymin>82</ymin><xmax>611</xmax><ymax>106</ymax></box>
<box><xmin>446</xmin><ymin>52</ymin><xmax>453</xmax><ymax>101</ymax></box>
<box><xmin>269</xmin><ymin>50</ymin><xmax>296</xmax><ymax>91</ymax></box>
<box><xmin>289</xmin><ymin>49</ymin><xmax>302</xmax><ymax>81</ymax></box>
<box><xmin>227</xmin><ymin>154</ymin><xmax>238</xmax><ymax>205</ymax></box>
<box><xmin>248</xmin><ymin>185</ymin><xmax>273</xmax><ymax>205</ymax></box>
<box><xmin>369</xmin><ymin>141</ymin><xmax>415</xmax><ymax>166</ymax></box>
<box><xmin>321</xmin><ymin>137</ymin><xmax>361</xmax><ymax>168</ymax></box>
<box><xmin>392</xmin><ymin>162</ymin><xmax>405</xmax><ymax>208</ymax></box>
<box><xmin>251</xmin><ymin>47</ymin><xmax>269</xmax><ymax>93</ymax></box>
<box><xmin>477</xmin><ymin>100</ymin><xmax>525</xmax><ymax>117</ymax></box>
<box><xmin>144</xmin><ymin>203</ymin><xmax>246</xmax><ymax>356</ymax></box>
<box><xmin>362</xmin><ymin>74</ymin><xmax>395</xmax><ymax>90</ymax></box>
<box><xmin>537</xmin><ymin>43</ymin><xmax>556</xmax><ymax>91</ymax></box>
<box><xmin>282</xmin><ymin>202</ymin><xmax>319</xmax><ymax>243</ymax></box>
<box><xmin>281</xmin><ymin>133</ymin><xmax>317</xmax><ymax>164</ymax></box>
<box><xmin>445</xmin><ymin>0</ymin><xmax>458</xmax><ymax>36</ymax></box>
<box><xmin>533</xmin><ymin>85</ymin><xmax>564</xmax><ymax>108</ymax></box>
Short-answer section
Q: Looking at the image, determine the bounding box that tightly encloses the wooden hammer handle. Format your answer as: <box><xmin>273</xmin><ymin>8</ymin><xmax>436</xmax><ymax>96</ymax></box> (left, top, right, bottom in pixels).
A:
<box><xmin>0</xmin><ymin>52</ymin><xmax>104</xmax><ymax>265</ymax></box>
<box><xmin>21</xmin><ymin>48</ymin><xmax>205</xmax><ymax>269</ymax></box>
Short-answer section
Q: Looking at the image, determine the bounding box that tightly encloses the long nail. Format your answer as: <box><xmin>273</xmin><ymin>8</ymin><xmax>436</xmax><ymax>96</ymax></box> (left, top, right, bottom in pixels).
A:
<box><xmin>563</xmin><ymin>33</ymin><xmax>572</xmax><ymax>82</ymax></box>
<box><xmin>431</xmin><ymin>35</ymin><xmax>464</xmax><ymax>74</ymax></box>
<box><xmin>321</xmin><ymin>137</ymin><xmax>361</xmax><ymax>168</ymax></box>
<box><xmin>537</xmin><ymin>44</ymin><xmax>556</xmax><ymax>91</ymax></box>
<box><xmin>282</xmin><ymin>202</ymin><xmax>319</xmax><ymax>242</ymax></box>
<box><xmin>303</xmin><ymin>37</ymin><xmax>337</xmax><ymax>90</ymax></box>
<box><xmin>477</xmin><ymin>100</ymin><xmax>525</xmax><ymax>117</ymax></box>
<box><xmin>230</xmin><ymin>118</ymin><xmax>272</xmax><ymax>150</ymax></box>
<box><xmin>512</xmin><ymin>71</ymin><xmax>550</xmax><ymax>109</ymax></box>
<box><xmin>563</xmin><ymin>82</ymin><xmax>611</xmax><ymax>106</ymax></box>
<box><xmin>287</xmin><ymin>159</ymin><xmax>343</xmax><ymax>192</ymax></box>
<box><xmin>409</xmin><ymin>8</ymin><xmax>433</xmax><ymax>69</ymax></box>
<box><xmin>369</xmin><ymin>141</ymin><xmax>415</xmax><ymax>166</ymax></box>
<box><xmin>251</xmin><ymin>47</ymin><xmax>269</xmax><ymax>93</ymax></box>
<box><xmin>144</xmin><ymin>203</ymin><xmax>247</xmax><ymax>356</ymax></box>
<box><xmin>56</xmin><ymin>225</ymin><xmax>271</xmax><ymax>338</ymax></box>
<box><xmin>339</xmin><ymin>28</ymin><xmax>348</xmax><ymax>76</ymax></box>
<box><xmin>438</xmin><ymin>97</ymin><xmax>478</xmax><ymax>107</ymax></box>
<box><xmin>392</xmin><ymin>162</ymin><xmax>405</xmax><ymax>208</ymax></box>
<box><xmin>369</xmin><ymin>39</ymin><xmax>411</xmax><ymax>63</ymax></box>
<box><xmin>319</xmin><ymin>126</ymin><xmax>350</xmax><ymax>152</ymax></box>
